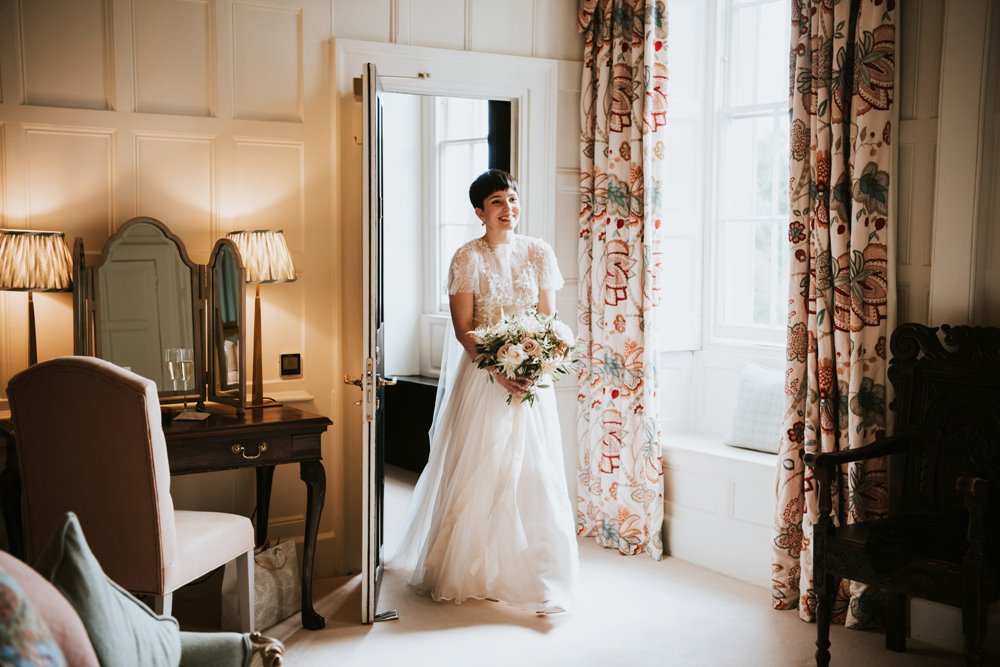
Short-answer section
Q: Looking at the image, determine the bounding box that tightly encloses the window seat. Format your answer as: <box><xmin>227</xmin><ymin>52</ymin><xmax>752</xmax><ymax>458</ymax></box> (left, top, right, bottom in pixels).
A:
<box><xmin>662</xmin><ymin>432</ymin><xmax>777</xmax><ymax>588</ymax></box>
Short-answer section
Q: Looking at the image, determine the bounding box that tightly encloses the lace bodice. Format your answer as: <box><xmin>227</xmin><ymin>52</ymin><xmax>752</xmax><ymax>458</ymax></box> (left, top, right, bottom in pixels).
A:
<box><xmin>448</xmin><ymin>234</ymin><xmax>564</xmax><ymax>328</ymax></box>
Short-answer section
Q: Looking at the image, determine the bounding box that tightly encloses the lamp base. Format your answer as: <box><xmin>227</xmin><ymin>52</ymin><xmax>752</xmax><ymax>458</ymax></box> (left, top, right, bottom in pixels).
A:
<box><xmin>247</xmin><ymin>285</ymin><xmax>282</xmax><ymax>410</ymax></box>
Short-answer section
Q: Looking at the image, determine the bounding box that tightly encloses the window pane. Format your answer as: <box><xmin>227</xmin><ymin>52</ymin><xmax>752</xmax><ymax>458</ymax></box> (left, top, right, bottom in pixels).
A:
<box><xmin>717</xmin><ymin>220</ymin><xmax>785</xmax><ymax>327</ymax></box>
<box><xmin>729</xmin><ymin>1</ymin><xmax>789</xmax><ymax>106</ymax></box>
<box><xmin>440</xmin><ymin>141</ymin><xmax>488</xmax><ymax>224</ymax></box>
<box><xmin>721</xmin><ymin>115</ymin><xmax>776</xmax><ymax>218</ymax></box>
<box><xmin>439</xmin><ymin>97</ymin><xmax>489</xmax><ymax>141</ymax></box>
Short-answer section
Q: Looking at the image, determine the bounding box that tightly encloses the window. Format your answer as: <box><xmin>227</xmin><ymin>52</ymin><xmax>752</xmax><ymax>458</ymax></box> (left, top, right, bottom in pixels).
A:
<box><xmin>427</xmin><ymin>97</ymin><xmax>514</xmax><ymax>314</ymax></box>
<box><xmin>710</xmin><ymin>0</ymin><xmax>791</xmax><ymax>345</ymax></box>
<box><xmin>658</xmin><ymin>0</ymin><xmax>790</xmax><ymax>351</ymax></box>
<box><xmin>432</xmin><ymin>97</ymin><xmax>490</xmax><ymax>312</ymax></box>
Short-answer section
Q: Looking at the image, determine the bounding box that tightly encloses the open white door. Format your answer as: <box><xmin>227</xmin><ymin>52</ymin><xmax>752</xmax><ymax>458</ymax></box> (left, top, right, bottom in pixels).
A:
<box><xmin>360</xmin><ymin>62</ymin><xmax>397</xmax><ymax>624</ymax></box>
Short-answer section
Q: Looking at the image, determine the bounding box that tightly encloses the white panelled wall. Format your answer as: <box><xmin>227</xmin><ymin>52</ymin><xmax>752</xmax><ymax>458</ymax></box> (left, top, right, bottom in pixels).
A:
<box><xmin>0</xmin><ymin>1</ymin><xmax>997</xmax><ymax>648</ymax></box>
<box><xmin>0</xmin><ymin>0</ymin><xmax>340</xmax><ymax>568</ymax></box>
<box><xmin>0</xmin><ymin>0</ymin><xmax>583</xmax><ymax>581</ymax></box>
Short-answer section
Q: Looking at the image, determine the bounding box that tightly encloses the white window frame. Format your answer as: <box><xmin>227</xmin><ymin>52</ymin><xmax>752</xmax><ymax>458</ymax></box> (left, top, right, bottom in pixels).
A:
<box><xmin>423</xmin><ymin>96</ymin><xmax>491</xmax><ymax>315</ymax></box>
<box><xmin>703</xmin><ymin>0</ymin><xmax>790</xmax><ymax>350</ymax></box>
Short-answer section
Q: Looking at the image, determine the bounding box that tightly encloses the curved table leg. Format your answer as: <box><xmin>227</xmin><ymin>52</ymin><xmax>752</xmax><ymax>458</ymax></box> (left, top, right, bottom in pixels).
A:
<box><xmin>255</xmin><ymin>466</ymin><xmax>275</xmax><ymax>549</ymax></box>
<box><xmin>299</xmin><ymin>459</ymin><xmax>326</xmax><ymax>630</ymax></box>
<box><xmin>0</xmin><ymin>431</ymin><xmax>24</xmax><ymax>559</ymax></box>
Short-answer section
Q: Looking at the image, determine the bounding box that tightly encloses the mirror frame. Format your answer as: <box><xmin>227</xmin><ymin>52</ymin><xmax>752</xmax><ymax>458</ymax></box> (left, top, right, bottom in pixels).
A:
<box><xmin>83</xmin><ymin>217</ymin><xmax>206</xmax><ymax>406</ymax></box>
<box><xmin>72</xmin><ymin>237</ymin><xmax>88</xmax><ymax>355</ymax></box>
<box><xmin>207</xmin><ymin>238</ymin><xmax>246</xmax><ymax>414</ymax></box>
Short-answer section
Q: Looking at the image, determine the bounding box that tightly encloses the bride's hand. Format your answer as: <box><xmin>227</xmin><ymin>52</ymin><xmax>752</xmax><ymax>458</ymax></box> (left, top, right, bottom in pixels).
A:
<box><xmin>493</xmin><ymin>371</ymin><xmax>532</xmax><ymax>399</ymax></box>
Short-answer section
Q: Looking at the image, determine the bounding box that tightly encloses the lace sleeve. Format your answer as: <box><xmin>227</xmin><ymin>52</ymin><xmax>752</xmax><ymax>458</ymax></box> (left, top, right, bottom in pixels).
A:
<box><xmin>534</xmin><ymin>239</ymin><xmax>564</xmax><ymax>291</ymax></box>
<box><xmin>448</xmin><ymin>243</ymin><xmax>478</xmax><ymax>294</ymax></box>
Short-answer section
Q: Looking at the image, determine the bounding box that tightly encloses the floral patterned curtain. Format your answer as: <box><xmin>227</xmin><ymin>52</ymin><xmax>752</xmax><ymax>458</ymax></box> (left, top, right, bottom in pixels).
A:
<box><xmin>772</xmin><ymin>0</ymin><xmax>895</xmax><ymax>627</ymax></box>
<box><xmin>576</xmin><ymin>0</ymin><xmax>668</xmax><ymax>558</ymax></box>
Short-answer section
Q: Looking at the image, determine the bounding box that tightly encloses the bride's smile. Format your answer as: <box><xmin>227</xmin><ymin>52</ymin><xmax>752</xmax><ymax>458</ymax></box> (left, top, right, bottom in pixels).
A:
<box><xmin>477</xmin><ymin>188</ymin><xmax>520</xmax><ymax>241</ymax></box>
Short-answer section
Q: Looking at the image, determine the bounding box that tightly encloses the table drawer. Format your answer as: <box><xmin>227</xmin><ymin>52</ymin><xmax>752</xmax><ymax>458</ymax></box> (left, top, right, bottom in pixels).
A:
<box><xmin>169</xmin><ymin>433</ymin><xmax>292</xmax><ymax>473</ymax></box>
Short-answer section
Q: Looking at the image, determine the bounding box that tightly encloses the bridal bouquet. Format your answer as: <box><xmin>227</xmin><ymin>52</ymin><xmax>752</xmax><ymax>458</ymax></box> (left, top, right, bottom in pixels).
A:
<box><xmin>470</xmin><ymin>310</ymin><xmax>579</xmax><ymax>406</ymax></box>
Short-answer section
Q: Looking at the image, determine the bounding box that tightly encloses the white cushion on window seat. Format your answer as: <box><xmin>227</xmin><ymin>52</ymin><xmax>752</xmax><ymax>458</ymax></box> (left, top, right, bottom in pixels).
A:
<box><xmin>723</xmin><ymin>363</ymin><xmax>785</xmax><ymax>454</ymax></box>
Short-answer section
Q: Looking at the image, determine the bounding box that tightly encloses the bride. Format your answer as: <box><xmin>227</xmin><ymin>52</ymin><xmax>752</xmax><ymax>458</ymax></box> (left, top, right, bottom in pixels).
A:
<box><xmin>385</xmin><ymin>169</ymin><xmax>579</xmax><ymax>614</ymax></box>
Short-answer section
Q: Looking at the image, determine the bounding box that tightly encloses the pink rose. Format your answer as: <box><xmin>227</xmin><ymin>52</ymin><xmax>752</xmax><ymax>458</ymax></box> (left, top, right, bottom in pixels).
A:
<box><xmin>521</xmin><ymin>337</ymin><xmax>541</xmax><ymax>357</ymax></box>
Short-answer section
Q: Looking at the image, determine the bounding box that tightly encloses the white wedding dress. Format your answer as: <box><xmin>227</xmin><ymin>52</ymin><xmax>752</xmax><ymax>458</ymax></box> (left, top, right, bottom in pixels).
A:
<box><xmin>385</xmin><ymin>234</ymin><xmax>579</xmax><ymax>612</ymax></box>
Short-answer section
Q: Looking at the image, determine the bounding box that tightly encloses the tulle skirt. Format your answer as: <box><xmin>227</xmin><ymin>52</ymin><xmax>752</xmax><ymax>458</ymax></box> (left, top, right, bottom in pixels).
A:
<box><xmin>385</xmin><ymin>351</ymin><xmax>578</xmax><ymax>612</ymax></box>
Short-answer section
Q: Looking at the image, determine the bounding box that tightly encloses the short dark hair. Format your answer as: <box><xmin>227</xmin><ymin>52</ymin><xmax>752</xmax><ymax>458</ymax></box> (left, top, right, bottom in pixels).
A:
<box><xmin>468</xmin><ymin>169</ymin><xmax>519</xmax><ymax>209</ymax></box>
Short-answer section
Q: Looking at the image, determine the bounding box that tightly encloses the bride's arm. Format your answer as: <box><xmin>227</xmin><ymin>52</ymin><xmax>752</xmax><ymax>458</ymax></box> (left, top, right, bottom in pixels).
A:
<box><xmin>449</xmin><ymin>291</ymin><xmax>478</xmax><ymax>359</ymax></box>
<box><xmin>537</xmin><ymin>288</ymin><xmax>556</xmax><ymax>316</ymax></box>
<box><xmin>449</xmin><ymin>291</ymin><xmax>530</xmax><ymax>399</ymax></box>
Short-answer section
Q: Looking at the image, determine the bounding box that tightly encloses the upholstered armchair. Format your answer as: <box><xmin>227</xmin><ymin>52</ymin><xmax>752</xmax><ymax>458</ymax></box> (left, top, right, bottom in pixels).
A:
<box><xmin>6</xmin><ymin>355</ymin><xmax>255</xmax><ymax>630</ymax></box>
<box><xmin>0</xmin><ymin>512</ymin><xmax>284</xmax><ymax>667</ymax></box>
<box><xmin>805</xmin><ymin>324</ymin><xmax>1000</xmax><ymax>666</ymax></box>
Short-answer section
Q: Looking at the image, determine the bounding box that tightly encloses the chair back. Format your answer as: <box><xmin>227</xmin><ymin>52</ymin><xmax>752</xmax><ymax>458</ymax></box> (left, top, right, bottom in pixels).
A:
<box><xmin>888</xmin><ymin>324</ymin><xmax>1000</xmax><ymax>516</ymax></box>
<box><xmin>7</xmin><ymin>356</ymin><xmax>177</xmax><ymax>593</ymax></box>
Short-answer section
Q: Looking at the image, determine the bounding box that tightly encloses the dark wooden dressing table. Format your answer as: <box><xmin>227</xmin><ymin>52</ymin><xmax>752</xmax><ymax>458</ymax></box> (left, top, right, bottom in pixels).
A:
<box><xmin>0</xmin><ymin>403</ymin><xmax>332</xmax><ymax>631</ymax></box>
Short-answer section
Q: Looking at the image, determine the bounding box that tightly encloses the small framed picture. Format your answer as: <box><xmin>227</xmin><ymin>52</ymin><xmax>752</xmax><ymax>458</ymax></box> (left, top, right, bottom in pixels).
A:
<box><xmin>280</xmin><ymin>353</ymin><xmax>301</xmax><ymax>377</ymax></box>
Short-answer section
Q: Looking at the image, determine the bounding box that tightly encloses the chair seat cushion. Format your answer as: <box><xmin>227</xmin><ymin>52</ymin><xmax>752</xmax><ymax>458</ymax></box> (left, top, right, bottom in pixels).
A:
<box><xmin>163</xmin><ymin>511</ymin><xmax>254</xmax><ymax>594</ymax></box>
<box><xmin>32</xmin><ymin>512</ymin><xmax>182</xmax><ymax>667</ymax></box>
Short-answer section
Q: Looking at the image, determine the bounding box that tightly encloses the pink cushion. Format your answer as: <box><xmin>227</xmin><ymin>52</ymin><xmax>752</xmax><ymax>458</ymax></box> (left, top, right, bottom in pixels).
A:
<box><xmin>0</xmin><ymin>551</ymin><xmax>100</xmax><ymax>667</ymax></box>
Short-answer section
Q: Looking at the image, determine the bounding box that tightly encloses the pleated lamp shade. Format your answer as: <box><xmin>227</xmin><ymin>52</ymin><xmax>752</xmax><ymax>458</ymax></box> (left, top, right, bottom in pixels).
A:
<box><xmin>224</xmin><ymin>230</ymin><xmax>296</xmax><ymax>408</ymax></box>
<box><xmin>0</xmin><ymin>229</ymin><xmax>73</xmax><ymax>366</ymax></box>
<box><xmin>0</xmin><ymin>229</ymin><xmax>73</xmax><ymax>292</ymax></box>
<box><xmin>225</xmin><ymin>230</ymin><xmax>296</xmax><ymax>284</ymax></box>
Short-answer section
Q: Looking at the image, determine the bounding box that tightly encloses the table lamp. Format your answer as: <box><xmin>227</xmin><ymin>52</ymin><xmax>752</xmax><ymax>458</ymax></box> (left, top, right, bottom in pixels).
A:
<box><xmin>0</xmin><ymin>229</ymin><xmax>73</xmax><ymax>365</ymax></box>
<box><xmin>225</xmin><ymin>230</ymin><xmax>296</xmax><ymax>408</ymax></box>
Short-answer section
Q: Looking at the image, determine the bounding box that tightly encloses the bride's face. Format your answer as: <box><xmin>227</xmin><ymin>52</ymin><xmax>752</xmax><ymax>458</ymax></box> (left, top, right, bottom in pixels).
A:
<box><xmin>476</xmin><ymin>188</ymin><xmax>520</xmax><ymax>234</ymax></box>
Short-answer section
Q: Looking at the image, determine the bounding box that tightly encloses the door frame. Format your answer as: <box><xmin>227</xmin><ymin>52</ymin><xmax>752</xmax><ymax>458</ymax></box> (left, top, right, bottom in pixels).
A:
<box><xmin>333</xmin><ymin>38</ymin><xmax>559</xmax><ymax>613</ymax></box>
<box><xmin>335</xmin><ymin>39</ymin><xmax>558</xmax><ymax>243</ymax></box>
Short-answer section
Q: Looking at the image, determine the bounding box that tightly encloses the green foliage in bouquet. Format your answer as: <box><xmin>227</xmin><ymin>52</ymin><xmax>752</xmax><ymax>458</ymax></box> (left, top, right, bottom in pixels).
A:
<box><xmin>470</xmin><ymin>309</ymin><xmax>580</xmax><ymax>406</ymax></box>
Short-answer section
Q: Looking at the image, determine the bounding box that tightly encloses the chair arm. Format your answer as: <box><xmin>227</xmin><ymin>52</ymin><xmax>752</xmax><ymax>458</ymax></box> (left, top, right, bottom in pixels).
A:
<box><xmin>957</xmin><ymin>475</ymin><xmax>989</xmax><ymax>512</ymax></box>
<box><xmin>248</xmin><ymin>632</ymin><xmax>284</xmax><ymax>667</ymax></box>
<box><xmin>179</xmin><ymin>631</ymin><xmax>283</xmax><ymax>667</ymax></box>
<box><xmin>957</xmin><ymin>476</ymin><xmax>989</xmax><ymax>561</ymax></box>
<box><xmin>803</xmin><ymin>434</ymin><xmax>911</xmax><ymax>469</ymax></box>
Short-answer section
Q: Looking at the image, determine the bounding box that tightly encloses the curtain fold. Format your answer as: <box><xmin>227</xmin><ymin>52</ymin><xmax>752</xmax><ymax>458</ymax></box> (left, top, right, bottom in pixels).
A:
<box><xmin>772</xmin><ymin>0</ymin><xmax>896</xmax><ymax>627</ymax></box>
<box><xmin>576</xmin><ymin>0</ymin><xmax>668</xmax><ymax>559</ymax></box>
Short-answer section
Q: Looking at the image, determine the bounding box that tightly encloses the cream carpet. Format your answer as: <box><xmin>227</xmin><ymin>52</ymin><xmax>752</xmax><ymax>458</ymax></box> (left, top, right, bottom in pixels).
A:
<box><xmin>264</xmin><ymin>466</ymin><xmax>977</xmax><ymax>667</ymax></box>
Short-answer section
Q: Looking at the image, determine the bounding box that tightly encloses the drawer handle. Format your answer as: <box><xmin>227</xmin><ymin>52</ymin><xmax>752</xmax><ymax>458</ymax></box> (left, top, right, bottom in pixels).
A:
<box><xmin>231</xmin><ymin>442</ymin><xmax>268</xmax><ymax>460</ymax></box>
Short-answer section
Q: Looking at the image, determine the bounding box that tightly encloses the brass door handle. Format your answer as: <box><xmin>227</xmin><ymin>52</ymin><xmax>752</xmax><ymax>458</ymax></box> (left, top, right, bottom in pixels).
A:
<box><xmin>344</xmin><ymin>375</ymin><xmax>363</xmax><ymax>388</ymax></box>
<box><xmin>378</xmin><ymin>376</ymin><xmax>398</xmax><ymax>387</ymax></box>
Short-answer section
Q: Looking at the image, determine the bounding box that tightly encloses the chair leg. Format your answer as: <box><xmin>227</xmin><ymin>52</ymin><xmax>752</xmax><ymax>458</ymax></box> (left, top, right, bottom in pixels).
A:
<box><xmin>962</xmin><ymin>602</ymin><xmax>986</xmax><ymax>666</ymax></box>
<box><xmin>236</xmin><ymin>548</ymin><xmax>255</xmax><ymax>633</ymax></box>
<box><xmin>152</xmin><ymin>593</ymin><xmax>173</xmax><ymax>617</ymax></box>
<box><xmin>885</xmin><ymin>592</ymin><xmax>906</xmax><ymax>652</ymax></box>
<box><xmin>815</xmin><ymin>572</ymin><xmax>834</xmax><ymax>667</ymax></box>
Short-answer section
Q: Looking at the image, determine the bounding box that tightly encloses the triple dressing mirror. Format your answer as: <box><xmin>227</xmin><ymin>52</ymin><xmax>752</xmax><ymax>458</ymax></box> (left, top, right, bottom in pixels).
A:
<box><xmin>207</xmin><ymin>238</ymin><xmax>246</xmax><ymax>411</ymax></box>
<box><xmin>73</xmin><ymin>217</ymin><xmax>247</xmax><ymax>414</ymax></box>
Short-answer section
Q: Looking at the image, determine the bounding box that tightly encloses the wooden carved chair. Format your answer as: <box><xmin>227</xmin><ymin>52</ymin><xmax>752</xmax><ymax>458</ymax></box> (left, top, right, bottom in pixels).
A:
<box><xmin>805</xmin><ymin>323</ymin><xmax>999</xmax><ymax>666</ymax></box>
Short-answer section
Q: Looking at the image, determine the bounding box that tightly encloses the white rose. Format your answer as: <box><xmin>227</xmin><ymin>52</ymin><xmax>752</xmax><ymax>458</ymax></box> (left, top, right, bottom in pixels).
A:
<box><xmin>552</xmin><ymin>320</ymin><xmax>575</xmax><ymax>347</ymax></box>
<box><xmin>522</xmin><ymin>315</ymin><xmax>545</xmax><ymax>334</ymax></box>
<box><xmin>498</xmin><ymin>344</ymin><xmax>527</xmax><ymax>375</ymax></box>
